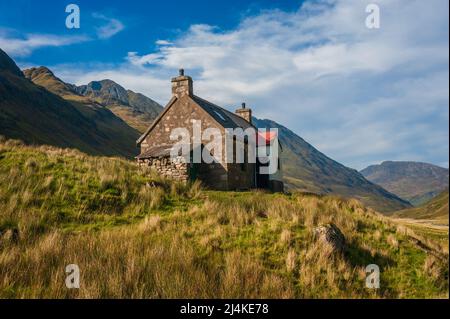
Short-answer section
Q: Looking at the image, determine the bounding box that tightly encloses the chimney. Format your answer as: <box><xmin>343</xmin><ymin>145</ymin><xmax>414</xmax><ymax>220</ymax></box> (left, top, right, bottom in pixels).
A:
<box><xmin>171</xmin><ymin>68</ymin><xmax>193</xmax><ymax>98</ymax></box>
<box><xmin>235</xmin><ymin>102</ymin><xmax>252</xmax><ymax>124</ymax></box>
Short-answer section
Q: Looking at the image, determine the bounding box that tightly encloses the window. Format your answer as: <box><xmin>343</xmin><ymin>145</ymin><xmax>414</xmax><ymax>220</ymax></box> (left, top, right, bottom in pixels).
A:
<box><xmin>213</xmin><ymin>110</ymin><xmax>227</xmax><ymax>122</ymax></box>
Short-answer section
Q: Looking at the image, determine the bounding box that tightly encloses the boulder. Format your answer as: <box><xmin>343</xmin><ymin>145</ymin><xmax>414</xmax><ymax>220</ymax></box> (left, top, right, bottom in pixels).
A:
<box><xmin>313</xmin><ymin>223</ymin><xmax>346</xmax><ymax>253</ymax></box>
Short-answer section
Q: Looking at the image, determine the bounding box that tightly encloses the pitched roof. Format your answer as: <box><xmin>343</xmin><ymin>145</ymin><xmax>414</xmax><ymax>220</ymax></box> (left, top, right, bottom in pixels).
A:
<box><xmin>191</xmin><ymin>95</ymin><xmax>254</xmax><ymax>130</ymax></box>
<box><xmin>136</xmin><ymin>94</ymin><xmax>254</xmax><ymax>145</ymax></box>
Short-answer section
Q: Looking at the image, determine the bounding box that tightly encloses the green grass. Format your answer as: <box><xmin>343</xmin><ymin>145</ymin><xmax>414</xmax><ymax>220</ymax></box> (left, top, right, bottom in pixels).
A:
<box><xmin>0</xmin><ymin>138</ymin><xmax>448</xmax><ymax>298</ymax></box>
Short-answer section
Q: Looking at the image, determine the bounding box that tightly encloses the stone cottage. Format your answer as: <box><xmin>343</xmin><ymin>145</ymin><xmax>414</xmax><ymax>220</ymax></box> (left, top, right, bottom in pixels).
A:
<box><xmin>136</xmin><ymin>69</ymin><xmax>283</xmax><ymax>191</ymax></box>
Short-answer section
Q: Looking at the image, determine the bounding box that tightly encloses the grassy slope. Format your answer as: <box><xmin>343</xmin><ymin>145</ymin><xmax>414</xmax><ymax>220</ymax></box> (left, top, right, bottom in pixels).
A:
<box><xmin>392</xmin><ymin>190</ymin><xmax>449</xmax><ymax>225</ymax></box>
<box><xmin>0</xmin><ymin>139</ymin><xmax>447</xmax><ymax>298</ymax></box>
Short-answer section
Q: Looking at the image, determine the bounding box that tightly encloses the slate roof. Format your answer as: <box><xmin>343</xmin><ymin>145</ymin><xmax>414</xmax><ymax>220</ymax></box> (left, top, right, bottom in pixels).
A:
<box><xmin>136</xmin><ymin>94</ymin><xmax>254</xmax><ymax>145</ymax></box>
<box><xmin>191</xmin><ymin>95</ymin><xmax>254</xmax><ymax>130</ymax></box>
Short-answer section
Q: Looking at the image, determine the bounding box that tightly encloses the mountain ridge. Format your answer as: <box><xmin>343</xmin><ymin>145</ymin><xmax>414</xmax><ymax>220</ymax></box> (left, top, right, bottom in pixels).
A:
<box><xmin>254</xmin><ymin>118</ymin><xmax>411</xmax><ymax>212</ymax></box>
<box><xmin>24</xmin><ymin>67</ymin><xmax>163</xmax><ymax>133</ymax></box>
<box><xmin>0</xmin><ymin>48</ymin><xmax>139</xmax><ymax>158</ymax></box>
<box><xmin>361</xmin><ymin>161</ymin><xmax>449</xmax><ymax>206</ymax></box>
<box><xmin>75</xmin><ymin>79</ymin><xmax>163</xmax><ymax>132</ymax></box>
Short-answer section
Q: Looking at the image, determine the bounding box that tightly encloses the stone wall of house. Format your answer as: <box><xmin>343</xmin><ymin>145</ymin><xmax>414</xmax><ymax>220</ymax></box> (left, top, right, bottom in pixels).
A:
<box><xmin>141</xmin><ymin>95</ymin><xmax>229</xmax><ymax>189</ymax></box>
<box><xmin>138</xmin><ymin>156</ymin><xmax>189</xmax><ymax>182</ymax></box>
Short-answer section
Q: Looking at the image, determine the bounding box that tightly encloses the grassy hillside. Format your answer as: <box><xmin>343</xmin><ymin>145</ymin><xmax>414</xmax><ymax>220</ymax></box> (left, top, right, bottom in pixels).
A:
<box><xmin>254</xmin><ymin>118</ymin><xmax>411</xmax><ymax>213</ymax></box>
<box><xmin>0</xmin><ymin>138</ymin><xmax>447</xmax><ymax>298</ymax></box>
<box><xmin>0</xmin><ymin>49</ymin><xmax>140</xmax><ymax>158</ymax></box>
<box><xmin>361</xmin><ymin>161</ymin><xmax>449</xmax><ymax>206</ymax></box>
<box><xmin>393</xmin><ymin>190</ymin><xmax>449</xmax><ymax>225</ymax></box>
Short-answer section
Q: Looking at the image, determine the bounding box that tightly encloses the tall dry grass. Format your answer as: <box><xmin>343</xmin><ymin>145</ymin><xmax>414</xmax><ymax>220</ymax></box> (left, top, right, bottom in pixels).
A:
<box><xmin>0</xmin><ymin>138</ymin><xmax>448</xmax><ymax>298</ymax></box>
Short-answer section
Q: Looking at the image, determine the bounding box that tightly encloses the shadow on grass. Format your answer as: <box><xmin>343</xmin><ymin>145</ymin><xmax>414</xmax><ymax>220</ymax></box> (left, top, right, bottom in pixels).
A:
<box><xmin>345</xmin><ymin>241</ymin><xmax>395</xmax><ymax>269</ymax></box>
<box><xmin>344</xmin><ymin>241</ymin><xmax>397</xmax><ymax>297</ymax></box>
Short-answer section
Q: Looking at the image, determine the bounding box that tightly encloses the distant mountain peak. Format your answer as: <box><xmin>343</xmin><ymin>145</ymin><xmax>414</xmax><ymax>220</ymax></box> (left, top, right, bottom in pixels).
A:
<box><xmin>26</xmin><ymin>66</ymin><xmax>54</xmax><ymax>74</ymax></box>
<box><xmin>0</xmin><ymin>48</ymin><xmax>23</xmax><ymax>77</ymax></box>
<box><xmin>21</xmin><ymin>64</ymin><xmax>163</xmax><ymax>133</ymax></box>
<box><xmin>361</xmin><ymin>161</ymin><xmax>449</xmax><ymax>206</ymax></box>
<box><xmin>74</xmin><ymin>78</ymin><xmax>163</xmax><ymax>122</ymax></box>
<box><xmin>76</xmin><ymin>79</ymin><xmax>130</xmax><ymax>105</ymax></box>
<box><xmin>23</xmin><ymin>66</ymin><xmax>79</xmax><ymax>97</ymax></box>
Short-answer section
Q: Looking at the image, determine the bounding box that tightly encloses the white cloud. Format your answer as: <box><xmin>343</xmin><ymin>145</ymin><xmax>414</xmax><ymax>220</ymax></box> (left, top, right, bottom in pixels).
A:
<box><xmin>0</xmin><ymin>12</ymin><xmax>125</xmax><ymax>57</ymax></box>
<box><xmin>93</xmin><ymin>13</ymin><xmax>124</xmax><ymax>39</ymax></box>
<box><xmin>52</xmin><ymin>0</ymin><xmax>449</xmax><ymax>169</ymax></box>
<box><xmin>0</xmin><ymin>30</ymin><xmax>89</xmax><ymax>57</ymax></box>
<box><xmin>155</xmin><ymin>40</ymin><xmax>173</xmax><ymax>46</ymax></box>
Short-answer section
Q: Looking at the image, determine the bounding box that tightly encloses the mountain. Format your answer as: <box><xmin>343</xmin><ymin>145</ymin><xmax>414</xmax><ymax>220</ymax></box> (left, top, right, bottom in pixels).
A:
<box><xmin>0</xmin><ymin>49</ymin><xmax>139</xmax><ymax>158</ymax></box>
<box><xmin>24</xmin><ymin>68</ymin><xmax>163</xmax><ymax>133</ymax></box>
<box><xmin>392</xmin><ymin>189</ymin><xmax>449</xmax><ymax>225</ymax></box>
<box><xmin>22</xmin><ymin>66</ymin><xmax>79</xmax><ymax>99</ymax></box>
<box><xmin>0</xmin><ymin>49</ymin><xmax>23</xmax><ymax>77</ymax></box>
<box><xmin>253</xmin><ymin>118</ymin><xmax>411</xmax><ymax>213</ymax></box>
<box><xmin>361</xmin><ymin>161</ymin><xmax>449</xmax><ymax>206</ymax></box>
<box><xmin>75</xmin><ymin>79</ymin><xmax>163</xmax><ymax>133</ymax></box>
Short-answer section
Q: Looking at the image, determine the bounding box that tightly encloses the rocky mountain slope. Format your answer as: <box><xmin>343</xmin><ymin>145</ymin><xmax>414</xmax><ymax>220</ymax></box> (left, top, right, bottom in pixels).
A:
<box><xmin>361</xmin><ymin>161</ymin><xmax>449</xmax><ymax>206</ymax></box>
<box><xmin>24</xmin><ymin>67</ymin><xmax>162</xmax><ymax>133</ymax></box>
<box><xmin>0</xmin><ymin>48</ymin><xmax>139</xmax><ymax>158</ymax></box>
<box><xmin>24</xmin><ymin>67</ymin><xmax>162</xmax><ymax>134</ymax></box>
<box><xmin>254</xmin><ymin>118</ymin><xmax>411</xmax><ymax>213</ymax></box>
<box><xmin>75</xmin><ymin>79</ymin><xmax>163</xmax><ymax>133</ymax></box>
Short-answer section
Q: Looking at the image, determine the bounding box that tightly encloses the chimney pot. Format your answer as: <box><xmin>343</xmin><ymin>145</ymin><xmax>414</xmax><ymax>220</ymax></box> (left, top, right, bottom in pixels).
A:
<box><xmin>235</xmin><ymin>103</ymin><xmax>252</xmax><ymax>124</ymax></box>
<box><xmin>171</xmin><ymin>69</ymin><xmax>193</xmax><ymax>97</ymax></box>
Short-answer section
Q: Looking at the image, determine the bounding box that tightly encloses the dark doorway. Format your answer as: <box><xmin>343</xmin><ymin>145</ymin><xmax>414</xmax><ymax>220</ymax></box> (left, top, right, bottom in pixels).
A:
<box><xmin>256</xmin><ymin>162</ymin><xmax>269</xmax><ymax>189</ymax></box>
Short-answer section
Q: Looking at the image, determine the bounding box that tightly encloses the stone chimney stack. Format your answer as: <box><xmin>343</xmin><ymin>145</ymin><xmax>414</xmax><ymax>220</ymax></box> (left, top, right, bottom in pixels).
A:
<box><xmin>171</xmin><ymin>68</ymin><xmax>193</xmax><ymax>98</ymax></box>
<box><xmin>235</xmin><ymin>102</ymin><xmax>252</xmax><ymax>124</ymax></box>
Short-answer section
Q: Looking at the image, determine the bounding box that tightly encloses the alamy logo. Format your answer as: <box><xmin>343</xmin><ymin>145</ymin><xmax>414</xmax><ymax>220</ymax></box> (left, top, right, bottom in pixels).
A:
<box><xmin>365</xmin><ymin>4</ymin><xmax>380</xmax><ymax>29</ymax></box>
<box><xmin>168</xmin><ymin>122</ymin><xmax>279</xmax><ymax>174</ymax></box>
<box><xmin>65</xmin><ymin>264</ymin><xmax>80</xmax><ymax>289</ymax></box>
<box><xmin>365</xmin><ymin>264</ymin><xmax>380</xmax><ymax>289</ymax></box>
<box><xmin>65</xmin><ymin>4</ymin><xmax>80</xmax><ymax>29</ymax></box>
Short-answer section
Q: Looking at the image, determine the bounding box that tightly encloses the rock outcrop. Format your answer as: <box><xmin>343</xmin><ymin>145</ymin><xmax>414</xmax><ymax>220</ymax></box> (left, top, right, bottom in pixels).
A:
<box><xmin>313</xmin><ymin>223</ymin><xmax>346</xmax><ymax>253</ymax></box>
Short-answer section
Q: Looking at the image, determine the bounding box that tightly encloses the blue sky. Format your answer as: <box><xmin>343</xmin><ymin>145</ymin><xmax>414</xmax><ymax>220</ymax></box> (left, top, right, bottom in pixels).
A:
<box><xmin>0</xmin><ymin>0</ymin><xmax>448</xmax><ymax>170</ymax></box>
